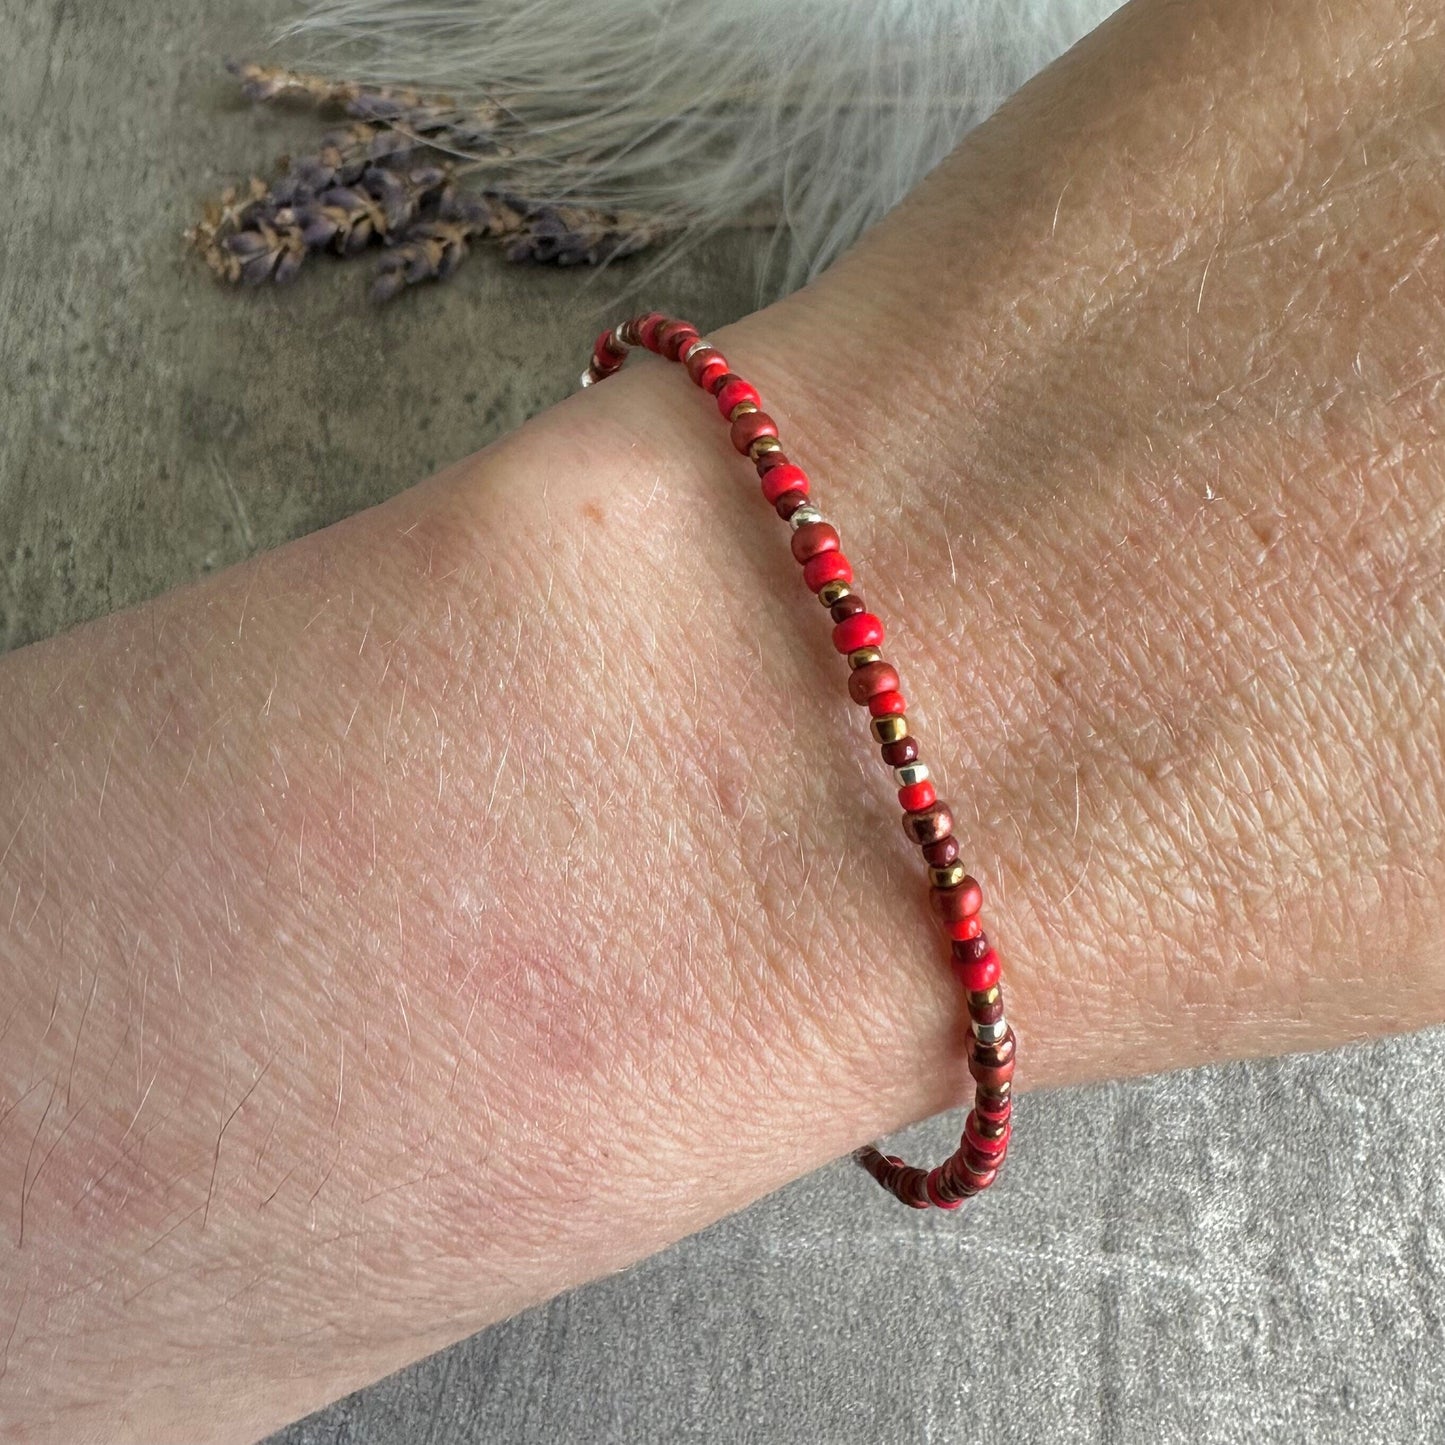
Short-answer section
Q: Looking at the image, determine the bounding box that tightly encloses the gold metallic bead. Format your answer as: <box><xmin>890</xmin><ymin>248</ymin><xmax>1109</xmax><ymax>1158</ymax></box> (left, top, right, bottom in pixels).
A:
<box><xmin>848</xmin><ymin>646</ymin><xmax>883</xmax><ymax>669</ymax></box>
<box><xmin>870</xmin><ymin>715</ymin><xmax>908</xmax><ymax>744</ymax></box>
<box><xmin>819</xmin><ymin>580</ymin><xmax>852</xmax><ymax>607</ymax></box>
<box><xmin>749</xmin><ymin>436</ymin><xmax>783</xmax><ymax>458</ymax></box>
<box><xmin>929</xmin><ymin>862</ymin><xmax>966</xmax><ymax>889</ymax></box>
<box><xmin>968</xmin><ymin>986</ymin><xmax>1001</xmax><ymax>1009</ymax></box>
<box><xmin>729</xmin><ymin>401</ymin><xmax>759</xmax><ymax>420</ymax></box>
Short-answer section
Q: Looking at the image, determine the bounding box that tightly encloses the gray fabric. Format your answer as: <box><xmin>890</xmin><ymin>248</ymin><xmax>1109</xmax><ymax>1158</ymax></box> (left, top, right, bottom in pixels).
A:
<box><xmin>4</xmin><ymin>2</ymin><xmax>1443</xmax><ymax>1441</ymax></box>
<box><xmin>272</xmin><ymin>1038</ymin><xmax>1445</xmax><ymax>1444</ymax></box>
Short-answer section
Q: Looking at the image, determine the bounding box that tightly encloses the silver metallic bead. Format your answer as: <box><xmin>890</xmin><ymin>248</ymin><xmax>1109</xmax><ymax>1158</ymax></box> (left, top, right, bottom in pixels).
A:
<box><xmin>682</xmin><ymin>338</ymin><xmax>710</xmax><ymax>363</ymax></box>
<box><xmin>579</xmin><ymin>369</ymin><xmax>595</xmax><ymax>389</ymax></box>
<box><xmin>972</xmin><ymin>1017</ymin><xmax>1009</xmax><ymax>1045</ymax></box>
<box><xmin>788</xmin><ymin>505</ymin><xmax>824</xmax><ymax>531</ymax></box>
<box><xmin>612</xmin><ymin>323</ymin><xmax>632</xmax><ymax>351</ymax></box>
<box><xmin>893</xmin><ymin>762</ymin><xmax>930</xmax><ymax>788</ymax></box>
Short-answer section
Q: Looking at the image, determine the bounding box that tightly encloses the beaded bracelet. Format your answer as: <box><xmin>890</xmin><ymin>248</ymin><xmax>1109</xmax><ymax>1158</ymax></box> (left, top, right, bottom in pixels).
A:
<box><xmin>580</xmin><ymin>313</ymin><xmax>1015</xmax><ymax>1211</ymax></box>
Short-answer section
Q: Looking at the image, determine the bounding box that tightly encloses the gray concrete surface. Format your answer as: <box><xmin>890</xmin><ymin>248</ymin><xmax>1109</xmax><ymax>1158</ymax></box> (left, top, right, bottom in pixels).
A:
<box><xmin>4</xmin><ymin>2</ymin><xmax>1445</xmax><ymax>1442</ymax></box>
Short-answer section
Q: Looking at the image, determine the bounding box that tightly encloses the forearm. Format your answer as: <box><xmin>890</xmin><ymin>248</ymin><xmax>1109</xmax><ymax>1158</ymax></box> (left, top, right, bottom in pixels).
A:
<box><xmin>3</xmin><ymin>0</ymin><xmax>1444</xmax><ymax>1438</ymax></box>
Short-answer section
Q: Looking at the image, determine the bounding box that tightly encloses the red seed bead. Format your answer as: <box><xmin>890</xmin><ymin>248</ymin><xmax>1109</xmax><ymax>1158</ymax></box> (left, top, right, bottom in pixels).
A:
<box><xmin>803</xmin><ymin>552</ymin><xmax>852</xmax><ymax>590</ymax></box>
<box><xmin>761</xmin><ymin>462</ymin><xmax>809</xmax><ymax>503</ymax></box>
<box><xmin>637</xmin><ymin>312</ymin><xmax>670</xmax><ymax>351</ymax></box>
<box><xmin>774</xmin><ymin>491</ymin><xmax>810</xmax><ymax>520</ymax></box>
<box><xmin>715</xmin><ymin>376</ymin><xmax>760</xmax><ymax>417</ymax></box>
<box><xmin>903</xmin><ymin>803</ymin><xmax>953</xmax><ymax>845</ymax></box>
<box><xmin>847</xmin><ymin>661</ymin><xmax>900</xmax><ymax>705</ymax></box>
<box><xmin>730</xmin><ymin>410</ymin><xmax>779</xmax><ymax>455</ymax></box>
<box><xmin>930</xmin><ymin>875</ymin><xmax>982</xmax><ymax>923</ymax></box>
<box><xmin>790</xmin><ymin>521</ymin><xmax>840</xmax><ymax>563</ymax></box>
<box><xmin>922</xmin><ymin>835</ymin><xmax>960</xmax><ymax>868</ymax></box>
<box><xmin>953</xmin><ymin>947</ymin><xmax>1000</xmax><ymax>992</ymax></box>
<box><xmin>832</xmin><ymin>612</ymin><xmax>884</xmax><ymax>653</ymax></box>
<box><xmin>947</xmin><ymin>915</ymin><xmax>983</xmax><ymax>941</ymax></box>
<box><xmin>869</xmin><ymin>689</ymin><xmax>908</xmax><ymax>718</ymax></box>
<box><xmin>658</xmin><ymin>320</ymin><xmax>699</xmax><ymax>360</ymax></box>
<box><xmin>898</xmin><ymin>779</ymin><xmax>937</xmax><ymax>812</ymax></box>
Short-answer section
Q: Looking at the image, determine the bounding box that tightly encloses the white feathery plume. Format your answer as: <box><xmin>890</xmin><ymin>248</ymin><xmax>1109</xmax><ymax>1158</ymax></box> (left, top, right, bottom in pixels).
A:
<box><xmin>279</xmin><ymin>0</ymin><xmax>1121</xmax><ymax>291</ymax></box>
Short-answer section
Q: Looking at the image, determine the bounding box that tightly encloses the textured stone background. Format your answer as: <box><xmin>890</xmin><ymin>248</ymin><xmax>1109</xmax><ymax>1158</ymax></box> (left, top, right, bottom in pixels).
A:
<box><xmin>4</xmin><ymin>2</ymin><xmax>1444</xmax><ymax>1441</ymax></box>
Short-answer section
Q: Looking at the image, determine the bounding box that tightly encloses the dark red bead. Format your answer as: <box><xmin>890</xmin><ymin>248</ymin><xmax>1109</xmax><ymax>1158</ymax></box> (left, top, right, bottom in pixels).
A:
<box><xmin>686</xmin><ymin>346</ymin><xmax>728</xmax><ymax>389</ymax></box>
<box><xmin>790</xmin><ymin>521</ymin><xmax>839</xmax><ymax>563</ymax></box>
<box><xmin>881</xmin><ymin>737</ymin><xmax>919</xmax><ymax>766</ymax></box>
<box><xmin>970</xmin><ymin>994</ymin><xmax>1005</xmax><ymax>1025</ymax></box>
<box><xmin>774</xmin><ymin>491</ymin><xmax>810</xmax><ymax>520</ymax></box>
<box><xmin>975</xmin><ymin>1094</ymin><xmax>1012</xmax><ymax>1126</ymax></box>
<box><xmin>730</xmin><ymin>410</ymin><xmax>779</xmax><ymax>455</ymax></box>
<box><xmin>930</xmin><ymin>875</ymin><xmax>983</xmax><ymax>923</ymax></box>
<box><xmin>923</xmin><ymin>835</ymin><xmax>960</xmax><ymax>868</ymax></box>
<box><xmin>847</xmin><ymin>662</ymin><xmax>900</xmax><ymax>704</ymax></box>
<box><xmin>952</xmin><ymin>934</ymin><xmax>990</xmax><ymax>964</ymax></box>
<box><xmin>925</xmin><ymin>1169</ymin><xmax>965</xmax><ymax>1210</ymax></box>
<box><xmin>830</xmin><ymin>594</ymin><xmax>866</xmax><ymax>622</ymax></box>
<box><xmin>658</xmin><ymin>321</ymin><xmax>699</xmax><ymax>360</ymax></box>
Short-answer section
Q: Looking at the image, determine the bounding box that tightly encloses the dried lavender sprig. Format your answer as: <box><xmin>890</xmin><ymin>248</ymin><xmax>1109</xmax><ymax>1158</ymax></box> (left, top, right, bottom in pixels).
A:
<box><xmin>225</xmin><ymin>59</ymin><xmax>509</xmax><ymax>156</ymax></box>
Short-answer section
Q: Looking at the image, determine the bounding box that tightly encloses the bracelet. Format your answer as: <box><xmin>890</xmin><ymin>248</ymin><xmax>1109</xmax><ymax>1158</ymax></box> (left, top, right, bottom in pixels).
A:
<box><xmin>580</xmin><ymin>313</ymin><xmax>1015</xmax><ymax>1212</ymax></box>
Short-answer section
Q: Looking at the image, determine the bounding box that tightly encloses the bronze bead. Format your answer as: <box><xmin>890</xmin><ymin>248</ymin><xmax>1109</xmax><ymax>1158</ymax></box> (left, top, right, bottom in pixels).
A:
<box><xmin>847</xmin><ymin>645</ymin><xmax>883</xmax><ymax>669</ymax></box>
<box><xmin>818</xmin><ymin>580</ymin><xmax>852</xmax><ymax>607</ymax></box>
<box><xmin>871</xmin><ymin>714</ymin><xmax>908</xmax><ymax>745</ymax></box>
<box><xmin>929</xmin><ymin>862</ymin><xmax>966</xmax><ymax>889</ymax></box>
<box><xmin>902</xmin><ymin>801</ymin><xmax>953</xmax><ymax>845</ymax></box>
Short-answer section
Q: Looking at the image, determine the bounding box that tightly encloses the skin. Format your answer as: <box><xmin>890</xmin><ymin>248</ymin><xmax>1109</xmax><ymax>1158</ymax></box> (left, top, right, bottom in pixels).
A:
<box><xmin>2</xmin><ymin>0</ymin><xmax>1443</xmax><ymax>1437</ymax></box>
